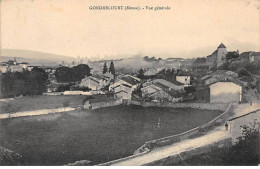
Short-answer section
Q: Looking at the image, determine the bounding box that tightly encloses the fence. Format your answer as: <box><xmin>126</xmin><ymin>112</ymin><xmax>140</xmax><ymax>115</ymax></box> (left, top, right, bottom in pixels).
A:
<box><xmin>134</xmin><ymin>103</ymin><xmax>234</xmax><ymax>154</ymax></box>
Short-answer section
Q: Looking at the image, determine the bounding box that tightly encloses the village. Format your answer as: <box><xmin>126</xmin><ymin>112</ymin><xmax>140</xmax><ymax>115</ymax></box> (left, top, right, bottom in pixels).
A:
<box><xmin>1</xmin><ymin>0</ymin><xmax>259</xmax><ymax>166</ymax></box>
<box><xmin>1</xmin><ymin>43</ymin><xmax>259</xmax><ymax>107</ymax></box>
<box><xmin>0</xmin><ymin>43</ymin><xmax>260</xmax><ymax>166</ymax></box>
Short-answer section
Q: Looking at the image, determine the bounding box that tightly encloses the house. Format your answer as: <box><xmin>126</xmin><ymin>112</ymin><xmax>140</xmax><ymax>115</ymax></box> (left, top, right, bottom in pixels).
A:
<box><xmin>109</xmin><ymin>75</ymin><xmax>140</xmax><ymax>92</ymax></box>
<box><xmin>176</xmin><ymin>72</ymin><xmax>191</xmax><ymax>86</ymax></box>
<box><xmin>18</xmin><ymin>62</ymin><xmax>29</xmax><ymax>69</ymax></box>
<box><xmin>144</xmin><ymin>68</ymin><xmax>158</xmax><ymax>76</ymax></box>
<box><xmin>141</xmin><ymin>79</ymin><xmax>184</xmax><ymax>102</ymax></box>
<box><xmin>80</xmin><ymin>77</ymin><xmax>99</xmax><ymax>90</ymax></box>
<box><xmin>79</xmin><ymin>73</ymin><xmax>114</xmax><ymax>91</ymax></box>
<box><xmin>141</xmin><ymin>84</ymin><xmax>162</xmax><ymax>97</ymax></box>
<box><xmin>114</xmin><ymin>90</ymin><xmax>132</xmax><ymax>100</ymax></box>
<box><xmin>109</xmin><ymin>75</ymin><xmax>140</xmax><ymax>100</ymax></box>
<box><xmin>203</xmin><ymin>70</ymin><xmax>239</xmax><ymax>86</ymax></box>
<box><xmin>9</xmin><ymin>65</ymin><xmax>23</xmax><ymax>72</ymax></box>
<box><xmin>113</xmin><ymin>83</ymin><xmax>132</xmax><ymax>100</ymax></box>
<box><xmin>249</xmin><ymin>52</ymin><xmax>260</xmax><ymax>62</ymax></box>
<box><xmin>27</xmin><ymin>66</ymin><xmax>35</xmax><ymax>71</ymax></box>
<box><xmin>142</xmin><ymin>78</ymin><xmax>184</xmax><ymax>91</ymax></box>
<box><xmin>79</xmin><ymin>75</ymin><xmax>105</xmax><ymax>91</ymax></box>
<box><xmin>0</xmin><ymin>64</ymin><xmax>8</xmax><ymax>73</ymax></box>
<box><xmin>0</xmin><ymin>59</ymin><xmax>32</xmax><ymax>72</ymax></box>
<box><xmin>152</xmin><ymin>79</ymin><xmax>184</xmax><ymax>91</ymax></box>
<box><xmin>209</xmin><ymin>81</ymin><xmax>242</xmax><ymax>103</ymax></box>
<box><xmin>238</xmin><ymin>51</ymin><xmax>253</xmax><ymax>63</ymax></box>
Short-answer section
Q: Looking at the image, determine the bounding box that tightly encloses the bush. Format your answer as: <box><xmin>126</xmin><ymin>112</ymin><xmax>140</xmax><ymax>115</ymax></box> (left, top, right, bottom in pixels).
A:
<box><xmin>238</xmin><ymin>69</ymin><xmax>250</xmax><ymax>77</ymax></box>
<box><xmin>56</xmin><ymin>84</ymin><xmax>71</xmax><ymax>92</ymax></box>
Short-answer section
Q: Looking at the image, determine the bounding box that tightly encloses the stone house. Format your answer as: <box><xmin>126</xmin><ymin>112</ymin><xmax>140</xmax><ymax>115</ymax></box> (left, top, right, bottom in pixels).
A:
<box><xmin>109</xmin><ymin>75</ymin><xmax>140</xmax><ymax>92</ymax></box>
<box><xmin>141</xmin><ymin>80</ymin><xmax>183</xmax><ymax>102</ymax></box>
<box><xmin>80</xmin><ymin>74</ymin><xmax>109</xmax><ymax>91</ymax></box>
<box><xmin>109</xmin><ymin>75</ymin><xmax>141</xmax><ymax>100</ymax></box>
<box><xmin>249</xmin><ymin>52</ymin><xmax>260</xmax><ymax>62</ymax></box>
<box><xmin>209</xmin><ymin>81</ymin><xmax>242</xmax><ymax>103</ymax></box>
<box><xmin>176</xmin><ymin>76</ymin><xmax>191</xmax><ymax>86</ymax></box>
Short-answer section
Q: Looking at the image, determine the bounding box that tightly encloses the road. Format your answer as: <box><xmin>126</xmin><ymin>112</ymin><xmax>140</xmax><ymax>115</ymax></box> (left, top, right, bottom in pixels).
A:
<box><xmin>111</xmin><ymin>125</ymin><xmax>230</xmax><ymax>166</ymax></box>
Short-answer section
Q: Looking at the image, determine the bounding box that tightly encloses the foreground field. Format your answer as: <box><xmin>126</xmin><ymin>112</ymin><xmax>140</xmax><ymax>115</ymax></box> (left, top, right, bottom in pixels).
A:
<box><xmin>0</xmin><ymin>105</ymin><xmax>222</xmax><ymax>165</ymax></box>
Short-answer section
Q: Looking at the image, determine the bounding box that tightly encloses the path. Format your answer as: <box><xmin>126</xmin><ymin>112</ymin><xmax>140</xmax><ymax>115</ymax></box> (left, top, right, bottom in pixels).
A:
<box><xmin>232</xmin><ymin>101</ymin><xmax>260</xmax><ymax>117</ymax></box>
<box><xmin>111</xmin><ymin>126</ymin><xmax>229</xmax><ymax>166</ymax></box>
<box><xmin>0</xmin><ymin>107</ymin><xmax>76</xmax><ymax>119</ymax></box>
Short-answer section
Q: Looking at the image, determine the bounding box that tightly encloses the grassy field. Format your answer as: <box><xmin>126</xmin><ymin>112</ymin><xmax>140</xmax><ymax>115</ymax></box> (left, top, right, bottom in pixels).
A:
<box><xmin>0</xmin><ymin>105</ymin><xmax>222</xmax><ymax>166</ymax></box>
<box><xmin>0</xmin><ymin>95</ymin><xmax>113</xmax><ymax>114</ymax></box>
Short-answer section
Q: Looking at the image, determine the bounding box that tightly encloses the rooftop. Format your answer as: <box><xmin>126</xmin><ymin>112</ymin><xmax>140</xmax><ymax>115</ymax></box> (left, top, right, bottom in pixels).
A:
<box><xmin>217</xmin><ymin>43</ymin><xmax>226</xmax><ymax>49</ymax></box>
<box><xmin>121</xmin><ymin>76</ymin><xmax>139</xmax><ymax>86</ymax></box>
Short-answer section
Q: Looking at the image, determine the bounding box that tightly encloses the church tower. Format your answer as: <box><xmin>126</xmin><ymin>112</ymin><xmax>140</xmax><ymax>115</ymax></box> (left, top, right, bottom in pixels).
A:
<box><xmin>216</xmin><ymin>43</ymin><xmax>227</xmax><ymax>67</ymax></box>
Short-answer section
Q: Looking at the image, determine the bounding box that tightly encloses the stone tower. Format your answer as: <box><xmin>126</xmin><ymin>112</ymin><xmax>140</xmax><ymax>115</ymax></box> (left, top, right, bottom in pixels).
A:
<box><xmin>217</xmin><ymin>43</ymin><xmax>227</xmax><ymax>67</ymax></box>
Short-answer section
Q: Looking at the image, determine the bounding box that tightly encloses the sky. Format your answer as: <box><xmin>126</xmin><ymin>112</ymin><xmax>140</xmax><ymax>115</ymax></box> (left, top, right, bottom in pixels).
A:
<box><xmin>1</xmin><ymin>0</ymin><xmax>259</xmax><ymax>60</ymax></box>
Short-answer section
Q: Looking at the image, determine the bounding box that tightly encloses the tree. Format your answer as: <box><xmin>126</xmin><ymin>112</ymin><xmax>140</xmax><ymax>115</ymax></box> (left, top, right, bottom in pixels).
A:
<box><xmin>0</xmin><ymin>72</ymin><xmax>14</xmax><ymax>98</ymax></box>
<box><xmin>55</xmin><ymin>66</ymin><xmax>73</xmax><ymax>82</ymax></box>
<box><xmin>13</xmin><ymin>72</ymin><xmax>26</xmax><ymax>97</ymax></box>
<box><xmin>223</xmin><ymin>121</ymin><xmax>260</xmax><ymax>165</ymax></box>
<box><xmin>109</xmin><ymin>61</ymin><xmax>115</xmax><ymax>76</ymax></box>
<box><xmin>137</xmin><ymin>68</ymin><xmax>144</xmax><ymax>79</ymax></box>
<box><xmin>30</xmin><ymin>67</ymin><xmax>48</xmax><ymax>95</ymax></box>
<box><xmin>238</xmin><ymin>69</ymin><xmax>250</xmax><ymax>77</ymax></box>
<box><xmin>71</xmin><ymin>64</ymin><xmax>91</xmax><ymax>81</ymax></box>
<box><xmin>55</xmin><ymin>64</ymin><xmax>91</xmax><ymax>82</ymax></box>
<box><xmin>103</xmin><ymin>62</ymin><xmax>108</xmax><ymax>74</ymax></box>
<box><xmin>193</xmin><ymin>57</ymin><xmax>206</xmax><ymax>64</ymax></box>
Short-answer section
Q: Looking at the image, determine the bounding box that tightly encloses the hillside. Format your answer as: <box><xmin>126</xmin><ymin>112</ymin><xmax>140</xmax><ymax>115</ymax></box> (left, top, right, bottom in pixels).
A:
<box><xmin>1</xmin><ymin>49</ymin><xmax>74</xmax><ymax>65</ymax></box>
<box><xmin>0</xmin><ymin>56</ymin><xmax>59</xmax><ymax>67</ymax></box>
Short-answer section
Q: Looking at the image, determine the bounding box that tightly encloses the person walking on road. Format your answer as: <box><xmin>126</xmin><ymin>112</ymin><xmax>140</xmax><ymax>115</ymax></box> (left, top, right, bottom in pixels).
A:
<box><xmin>225</xmin><ymin>122</ymin><xmax>229</xmax><ymax>131</ymax></box>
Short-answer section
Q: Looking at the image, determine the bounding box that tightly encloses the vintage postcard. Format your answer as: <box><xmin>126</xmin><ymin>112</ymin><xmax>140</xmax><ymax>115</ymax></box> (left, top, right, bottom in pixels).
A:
<box><xmin>0</xmin><ymin>0</ymin><xmax>259</xmax><ymax>166</ymax></box>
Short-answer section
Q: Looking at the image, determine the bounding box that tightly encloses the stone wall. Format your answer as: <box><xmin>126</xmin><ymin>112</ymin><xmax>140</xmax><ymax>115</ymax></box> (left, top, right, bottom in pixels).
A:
<box><xmin>97</xmin><ymin>149</ymin><xmax>150</xmax><ymax>166</ymax></box>
<box><xmin>129</xmin><ymin>101</ymin><xmax>228</xmax><ymax>111</ymax></box>
<box><xmin>85</xmin><ymin>99</ymin><xmax>122</xmax><ymax>110</ymax></box>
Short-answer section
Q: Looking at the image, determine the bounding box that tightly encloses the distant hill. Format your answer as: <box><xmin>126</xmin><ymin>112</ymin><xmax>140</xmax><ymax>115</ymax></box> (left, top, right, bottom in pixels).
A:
<box><xmin>0</xmin><ymin>49</ymin><xmax>75</xmax><ymax>66</ymax></box>
<box><xmin>0</xmin><ymin>49</ymin><xmax>192</xmax><ymax>71</ymax></box>
<box><xmin>0</xmin><ymin>56</ymin><xmax>59</xmax><ymax>67</ymax></box>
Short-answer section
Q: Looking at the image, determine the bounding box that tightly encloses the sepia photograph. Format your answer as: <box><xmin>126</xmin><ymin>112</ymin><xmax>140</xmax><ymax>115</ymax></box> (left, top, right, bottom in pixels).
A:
<box><xmin>0</xmin><ymin>0</ymin><xmax>259</xmax><ymax>166</ymax></box>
